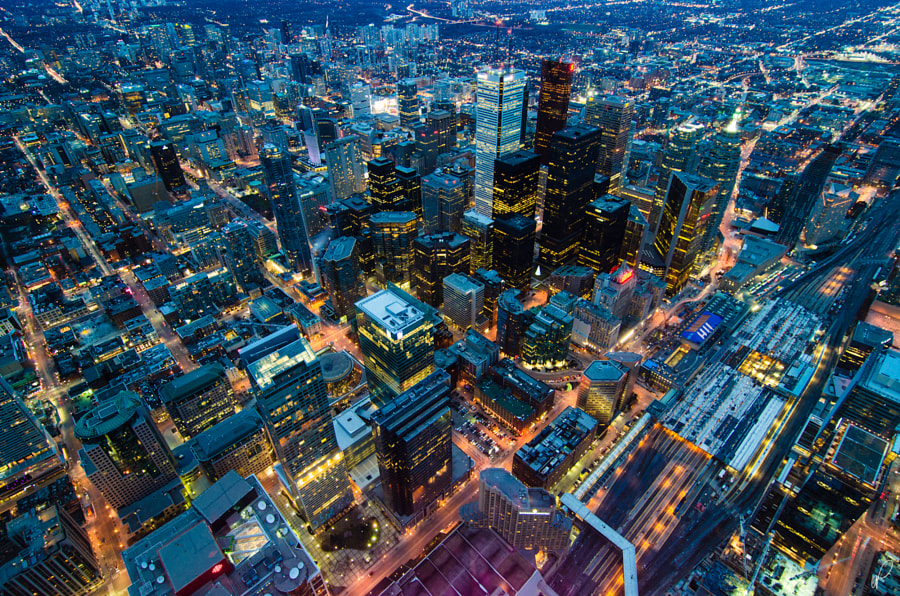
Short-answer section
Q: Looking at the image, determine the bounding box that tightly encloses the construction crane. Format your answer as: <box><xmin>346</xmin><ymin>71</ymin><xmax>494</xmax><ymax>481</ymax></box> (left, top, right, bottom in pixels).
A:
<box><xmin>789</xmin><ymin>557</ymin><xmax>851</xmax><ymax>582</ymax></box>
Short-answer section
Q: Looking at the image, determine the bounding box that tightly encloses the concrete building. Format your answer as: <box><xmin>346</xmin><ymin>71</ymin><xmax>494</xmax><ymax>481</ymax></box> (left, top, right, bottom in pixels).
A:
<box><xmin>190</xmin><ymin>408</ymin><xmax>274</xmax><ymax>483</ymax></box>
<box><xmin>512</xmin><ymin>406</ymin><xmax>598</xmax><ymax>489</ymax></box>
<box><xmin>443</xmin><ymin>273</ymin><xmax>485</xmax><ymax>331</ymax></box>
<box><xmin>461</xmin><ymin>468</ymin><xmax>572</xmax><ymax>551</ymax></box>
<box><xmin>75</xmin><ymin>391</ymin><xmax>178</xmax><ymax>512</ymax></box>
<box><xmin>122</xmin><ymin>472</ymin><xmax>328</xmax><ymax>596</ymax></box>
<box><xmin>159</xmin><ymin>363</ymin><xmax>236</xmax><ymax>439</ymax></box>
<box><xmin>244</xmin><ymin>327</ymin><xmax>352</xmax><ymax>530</ymax></box>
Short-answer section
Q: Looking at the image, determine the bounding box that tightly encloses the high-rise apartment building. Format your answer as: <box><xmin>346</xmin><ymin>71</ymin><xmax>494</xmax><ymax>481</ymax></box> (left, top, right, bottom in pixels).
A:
<box><xmin>369</xmin><ymin>211</ymin><xmax>418</xmax><ymax>289</ymax></box>
<box><xmin>356</xmin><ymin>286</ymin><xmax>439</xmax><ymax>406</ymax></box>
<box><xmin>579</xmin><ymin>195</ymin><xmax>630</xmax><ymax>275</ymax></box>
<box><xmin>220</xmin><ymin>220</ymin><xmax>263</xmax><ymax>294</ymax></box>
<box><xmin>493</xmin><ymin>214</ymin><xmax>536</xmax><ymax>291</ymax></box>
<box><xmin>493</xmin><ymin>150</ymin><xmax>540</xmax><ymax>219</ymax></box>
<box><xmin>577</xmin><ymin>360</ymin><xmax>628</xmax><ymax>426</ymax></box>
<box><xmin>260</xmin><ymin>144</ymin><xmax>314</xmax><ymax>276</ymax></box>
<box><xmin>461</xmin><ymin>468</ymin><xmax>572</xmax><ymax>551</ymax></box>
<box><xmin>474</xmin><ymin>68</ymin><xmax>526</xmax><ymax>217</ymax></box>
<box><xmin>372</xmin><ymin>370</ymin><xmax>453</xmax><ymax>517</ymax></box>
<box><xmin>244</xmin><ymin>327</ymin><xmax>352</xmax><ymax>530</ymax></box>
<box><xmin>540</xmin><ymin>125</ymin><xmax>602</xmax><ymax>268</ymax></box>
<box><xmin>325</xmin><ymin>136</ymin><xmax>366</xmax><ymax>201</ymax></box>
<box><xmin>320</xmin><ymin>236</ymin><xmax>363</xmax><ymax>322</ymax></box>
<box><xmin>159</xmin><ymin>363</ymin><xmax>236</xmax><ymax>439</ymax></box>
<box><xmin>411</xmin><ymin>232</ymin><xmax>471</xmax><ymax>308</ymax></box>
<box><xmin>533</xmin><ymin>59</ymin><xmax>574</xmax><ymax>165</ymax></box>
<box><xmin>586</xmin><ymin>96</ymin><xmax>634</xmax><ymax>191</ymax></box>
<box><xmin>75</xmin><ymin>391</ymin><xmax>178</xmax><ymax>511</ymax></box>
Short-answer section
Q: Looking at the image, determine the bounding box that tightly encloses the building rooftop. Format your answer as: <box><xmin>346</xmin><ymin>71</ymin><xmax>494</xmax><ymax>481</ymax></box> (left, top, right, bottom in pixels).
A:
<box><xmin>863</xmin><ymin>349</ymin><xmax>900</xmax><ymax>405</ymax></box>
<box><xmin>515</xmin><ymin>407</ymin><xmax>597</xmax><ymax>478</ymax></box>
<box><xmin>369</xmin><ymin>211</ymin><xmax>417</xmax><ymax>224</ymax></box>
<box><xmin>356</xmin><ymin>288</ymin><xmax>426</xmax><ymax>335</ymax></box>
<box><xmin>831</xmin><ymin>423</ymin><xmax>889</xmax><ymax>486</ymax></box>
<box><xmin>582</xmin><ymin>360</ymin><xmax>627</xmax><ymax>383</ymax></box>
<box><xmin>319</xmin><ymin>350</ymin><xmax>353</xmax><ymax>383</ymax></box>
<box><xmin>376</xmin><ymin>525</ymin><xmax>540</xmax><ymax>596</ymax></box>
<box><xmin>191</xmin><ymin>408</ymin><xmax>264</xmax><ymax>463</ymax></box>
<box><xmin>444</xmin><ymin>272</ymin><xmax>483</xmax><ymax>294</ymax></box>
<box><xmin>323</xmin><ymin>236</ymin><xmax>356</xmax><ymax>262</ymax></box>
<box><xmin>333</xmin><ymin>399</ymin><xmax>372</xmax><ymax>452</ymax></box>
<box><xmin>245</xmin><ymin>336</ymin><xmax>317</xmax><ymax>392</ymax></box>
<box><xmin>74</xmin><ymin>390</ymin><xmax>141</xmax><ymax>441</ymax></box>
<box><xmin>159</xmin><ymin>364</ymin><xmax>225</xmax><ymax>404</ymax></box>
<box><xmin>123</xmin><ymin>472</ymin><xmax>322</xmax><ymax>596</ymax></box>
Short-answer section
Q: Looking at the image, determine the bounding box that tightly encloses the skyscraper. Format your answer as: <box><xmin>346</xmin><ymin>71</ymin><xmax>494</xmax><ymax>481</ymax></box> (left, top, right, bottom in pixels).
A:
<box><xmin>370</xmin><ymin>211</ymin><xmax>418</xmax><ymax>289</ymax></box>
<box><xmin>650</xmin><ymin>172</ymin><xmax>719</xmax><ymax>295</ymax></box>
<box><xmin>244</xmin><ymin>327</ymin><xmax>352</xmax><ymax>530</ymax></box>
<box><xmin>260</xmin><ymin>144</ymin><xmax>314</xmax><ymax>276</ymax></box>
<box><xmin>474</xmin><ymin>68</ymin><xmax>526</xmax><ymax>217</ymax></box>
<box><xmin>220</xmin><ymin>220</ymin><xmax>264</xmax><ymax>293</ymax></box>
<box><xmin>325</xmin><ymin>136</ymin><xmax>366</xmax><ymax>201</ymax></box>
<box><xmin>395</xmin><ymin>165</ymin><xmax>422</xmax><ymax>216</ymax></box>
<box><xmin>320</xmin><ymin>236</ymin><xmax>363</xmax><ymax>322</ymax></box>
<box><xmin>372</xmin><ymin>370</ymin><xmax>453</xmax><ymax>517</ymax></box>
<box><xmin>460</xmin><ymin>468</ymin><xmax>572</xmax><ymax>551</ymax></box>
<box><xmin>0</xmin><ymin>379</ymin><xmax>62</xmax><ymax>510</ymax></box>
<box><xmin>533</xmin><ymin>59</ymin><xmax>574</xmax><ymax>165</ymax></box>
<box><xmin>651</xmin><ymin>121</ymin><xmax>704</xmax><ymax>234</ymax></box>
<box><xmin>620</xmin><ymin>203</ymin><xmax>648</xmax><ymax>271</ymax></box>
<box><xmin>493</xmin><ymin>150</ymin><xmax>540</xmax><ymax>219</ymax></box>
<box><xmin>422</xmin><ymin>170</ymin><xmax>466</xmax><ymax>234</ymax></box>
<box><xmin>443</xmin><ymin>273</ymin><xmax>485</xmax><ymax>331</ymax></box>
<box><xmin>159</xmin><ymin>363</ymin><xmax>236</xmax><ymax>439</ymax></box>
<box><xmin>496</xmin><ymin>289</ymin><xmax>529</xmax><ymax>357</ymax></box>
<box><xmin>579</xmin><ymin>194</ymin><xmax>630</xmax><ymax>275</ymax></box>
<box><xmin>493</xmin><ymin>214</ymin><xmax>536</xmax><ymax>292</ymax></box>
<box><xmin>411</xmin><ymin>232</ymin><xmax>471</xmax><ymax>308</ymax></box>
<box><xmin>697</xmin><ymin>115</ymin><xmax>741</xmax><ymax>254</ymax></box>
<box><xmin>149</xmin><ymin>141</ymin><xmax>186</xmax><ymax>192</ymax></box>
<box><xmin>75</xmin><ymin>391</ymin><xmax>178</xmax><ymax>512</ymax></box>
<box><xmin>398</xmin><ymin>78</ymin><xmax>419</xmax><ymax>129</ymax></box>
<box><xmin>577</xmin><ymin>360</ymin><xmax>628</xmax><ymax>426</ymax></box>
<box><xmin>368</xmin><ymin>157</ymin><xmax>402</xmax><ymax>212</ymax></box>
<box><xmin>426</xmin><ymin>109</ymin><xmax>456</xmax><ymax>158</ymax></box>
<box><xmin>461</xmin><ymin>209</ymin><xmax>494</xmax><ymax>273</ymax></box>
<box><xmin>540</xmin><ymin>125</ymin><xmax>602</xmax><ymax>269</ymax></box>
<box><xmin>586</xmin><ymin>96</ymin><xmax>634</xmax><ymax>191</ymax></box>
<box><xmin>356</xmin><ymin>286</ymin><xmax>440</xmax><ymax>406</ymax></box>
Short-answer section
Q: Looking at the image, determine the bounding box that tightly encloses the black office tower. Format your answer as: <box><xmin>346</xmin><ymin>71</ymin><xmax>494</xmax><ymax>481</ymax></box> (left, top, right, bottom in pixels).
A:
<box><xmin>540</xmin><ymin>126</ymin><xmax>602</xmax><ymax>269</ymax></box>
<box><xmin>368</xmin><ymin>157</ymin><xmax>402</xmax><ymax>211</ymax></box>
<box><xmin>494</xmin><ymin>214</ymin><xmax>537</xmax><ymax>292</ymax></box>
<box><xmin>411</xmin><ymin>232</ymin><xmax>471</xmax><ymax>308</ymax></box>
<box><xmin>493</xmin><ymin>150</ymin><xmax>540</xmax><ymax>220</ymax></box>
<box><xmin>149</xmin><ymin>141</ymin><xmax>186</xmax><ymax>192</ymax></box>
<box><xmin>372</xmin><ymin>370</ymin><xmax>453</xmax><ymax>518</ymax></box>
<box><xmin>260</xmin><ymin>144</ymin><xmax>314</xmax><ymax>276</ymax></box>
<box><xmin>533</xmin><ymin>59</ymin><xmax>574</xmax><ymax>165</ymax></box>
<box><xmin>579</xmin><ymin>195</ymin><xmax>631</xmax><ymax>275</ymax></box>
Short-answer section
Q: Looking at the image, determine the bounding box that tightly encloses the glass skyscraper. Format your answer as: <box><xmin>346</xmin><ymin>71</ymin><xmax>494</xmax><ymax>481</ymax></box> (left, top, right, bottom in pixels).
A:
<box><xmin>474</xmin><ymin>68</ymin><xmax>526</xmax><ymax>218</ymax></box>
<box><xmin>260</xmin><ymin>143</ymin><xmax>314</xmax><ymax>277</ymax></box>
<box><xmin>244</xmin><ymin>326</ymin><xmax>353</xmax><ymax>530</ymax></box>
<box><xmin>355</xmin><ymin>286</ymin><xmax>440</xmax><ymax>407</ymax></box>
